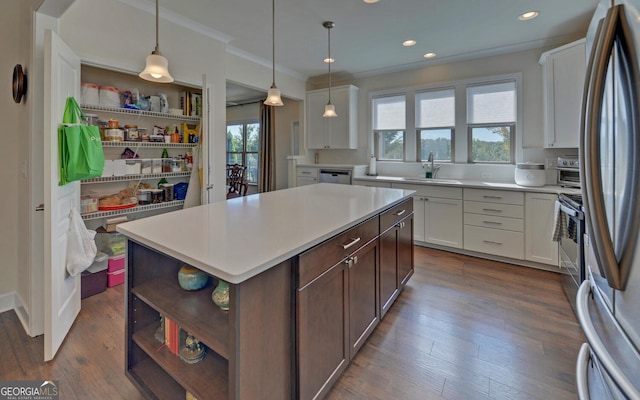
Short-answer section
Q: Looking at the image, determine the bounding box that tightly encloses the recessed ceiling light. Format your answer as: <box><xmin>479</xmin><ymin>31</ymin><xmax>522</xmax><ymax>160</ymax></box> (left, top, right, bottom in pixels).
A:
<box><xmin>423</xmin><ymin>52</ymin><xmax>437</xmax><ymax>59</ymax></box>
<box><xmin>363</xmin><ymin>0</ymin><xmax>379</xmax><ymax>3</ymax></box>
<box><xmin>324</xmin><ymin>57</ymin><xmax>335</xmax><ymax>63</ymax></box>
<box><xmin>403</xmin><ymin>39</ymin><xmax>417</xmax><ymax>47</ymax></box>
<box><xmin>519</xmin><ymin>11</ymin><xmax>539</xmax><ymax>21</ymax></box>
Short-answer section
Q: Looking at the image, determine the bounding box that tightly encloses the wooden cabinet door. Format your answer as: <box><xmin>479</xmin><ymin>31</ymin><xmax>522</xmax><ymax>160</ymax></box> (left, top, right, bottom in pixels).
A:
<box><xmin>398</xmin><ymin>215</ymin><xmax>414</xmax><ymax>287</ymax></box>
<box><xmin>297</xmin><ymin>262</ymin><xmax>348</xmax><ymax>400</ymax></box>
<box><xmin>348</xmin><ymin>239</ymin><xmax>380</xmax><ymax>358</ymax></box>
<box><xmin>379</xmin><ymin>226</ymin><xmax>399</xmax><ymax>318</ymax></box>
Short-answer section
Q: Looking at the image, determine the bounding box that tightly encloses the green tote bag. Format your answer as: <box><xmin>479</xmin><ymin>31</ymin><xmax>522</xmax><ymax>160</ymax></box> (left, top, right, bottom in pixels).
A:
<box><xmin>58</xmin><ymin>97</ymin><xmax>104</xmax><ymax>185</ymax></box>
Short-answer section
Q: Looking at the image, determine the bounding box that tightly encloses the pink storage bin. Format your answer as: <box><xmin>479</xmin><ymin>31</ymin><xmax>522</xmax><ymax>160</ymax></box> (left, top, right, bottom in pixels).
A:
<box><xmin>108</xmin><ymin>254</ymin><xmax>125</xmax><ymax>273</ymax></box>
<box><xmin>107</xmin><ymin>269</ymin><xmax>125</xmax><ymax>287</ymax></box>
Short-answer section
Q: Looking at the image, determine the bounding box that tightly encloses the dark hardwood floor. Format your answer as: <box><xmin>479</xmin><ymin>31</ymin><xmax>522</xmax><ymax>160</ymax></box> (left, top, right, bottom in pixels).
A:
<box><xmin>0</xmin><ymin>246</ymin><xmax>584</xmax><ymax>399</ymax></box>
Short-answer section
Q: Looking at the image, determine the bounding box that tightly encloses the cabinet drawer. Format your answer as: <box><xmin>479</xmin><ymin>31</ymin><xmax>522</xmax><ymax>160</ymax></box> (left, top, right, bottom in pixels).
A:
<box><xmin>464</xmin><ymin>213</ymin><xmax>524</xmax><ymax>232</ymax></box>
<box><xmin>464</xmin><ymin>225</ymin><xmax>524</xmax><ymax>259</ymax></box>
<box><xmin>297</xmin><ymin>167</ymin><xmax>319</xmax><ymax>178</ymax></box>
<box><xmin>464</xmin><ymin>201</ymin><xmax>524</xmax><ymax>219</ymax></box>
<box><xmin>391</xmin><ymin>183</ymin><xmax>462</xmax><ymax>199</ymax></box>
<box><xmin>463</xmin><ymin>188</ymin><xmax>524</xmax><ymax>205</ymax></box>
<box><xmin>380</xmin><ymin>198</ymin><xmax>413</xmax><ymax>233</ymax></box>
<box><xmin>298</xmin><ymin>216</ymin><xmax>379</xmax><ymax>288</ymax></box>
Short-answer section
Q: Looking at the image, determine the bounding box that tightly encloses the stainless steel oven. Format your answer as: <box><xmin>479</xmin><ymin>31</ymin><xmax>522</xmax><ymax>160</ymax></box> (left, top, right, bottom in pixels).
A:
<box><xmin>557</xmin><ymin>193</ymin><xmax>585</xmax><ymax>314</ymax></box>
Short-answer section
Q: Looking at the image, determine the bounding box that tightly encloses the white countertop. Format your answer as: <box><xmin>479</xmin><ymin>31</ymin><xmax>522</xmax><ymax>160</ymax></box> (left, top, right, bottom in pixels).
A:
<box><xmin>117</xmin><ymin>183</ymin><xmax>414</xmax><ymax>284</ymax></box>
<box><xmin>353</xmin><ymin>175</ymin><xmax>582</xmax><ymax>195</ymax></box>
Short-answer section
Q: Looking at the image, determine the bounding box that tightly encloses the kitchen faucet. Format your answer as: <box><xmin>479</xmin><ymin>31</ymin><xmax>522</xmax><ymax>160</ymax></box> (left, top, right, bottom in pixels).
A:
<box><xmin>424</xmin><ymin>152</ymin><xmax>441</xmax><ymax>178</ymax></box>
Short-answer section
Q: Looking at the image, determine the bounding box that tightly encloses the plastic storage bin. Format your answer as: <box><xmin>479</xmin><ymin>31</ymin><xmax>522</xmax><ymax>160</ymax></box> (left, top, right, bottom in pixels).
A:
<box><xmin>107</xmin><ymin>269</ymin><xmax>125</xmax><ymax>287</ymax></box>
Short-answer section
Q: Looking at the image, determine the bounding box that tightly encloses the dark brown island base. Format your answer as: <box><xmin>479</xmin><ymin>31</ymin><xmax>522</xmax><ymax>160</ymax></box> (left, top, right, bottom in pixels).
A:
<box><xmin>117</xmin><ymin>183</ymin><xmax>414</xmax><ymax>399</ymax></box>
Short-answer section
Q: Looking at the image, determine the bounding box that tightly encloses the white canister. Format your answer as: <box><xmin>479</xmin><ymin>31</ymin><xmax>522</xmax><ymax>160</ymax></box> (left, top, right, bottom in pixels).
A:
<box><xmin>514</xmin><ymin>163</ymin><xmax>546</xmax><ymax>187</ymax></box>
<box><xmin>81</xmin><ymin>83</ymin><xmax>99</xmax><ymax>106</ymax></box>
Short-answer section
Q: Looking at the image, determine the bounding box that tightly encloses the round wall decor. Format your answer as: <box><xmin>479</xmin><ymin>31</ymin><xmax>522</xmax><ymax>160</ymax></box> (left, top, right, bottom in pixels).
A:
<box><xmin>12</xmin><ymin>64</ymin><xmax>27</xmax><ymax>103</ymax></box>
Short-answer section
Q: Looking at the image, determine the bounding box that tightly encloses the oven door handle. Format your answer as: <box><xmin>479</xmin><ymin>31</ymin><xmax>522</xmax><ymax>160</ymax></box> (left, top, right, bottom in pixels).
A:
<box><xmin>559</xmin><ymin>203</ymin><xmax>582</xmax><ymax>219</ymax></box>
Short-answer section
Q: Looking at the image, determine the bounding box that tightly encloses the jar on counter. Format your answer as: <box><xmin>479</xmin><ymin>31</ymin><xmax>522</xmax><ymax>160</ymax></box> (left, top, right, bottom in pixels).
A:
<box><xmin>108</xmin><ymin>119</ymin><xmax>118</xmax><ymax>129</ymax></box>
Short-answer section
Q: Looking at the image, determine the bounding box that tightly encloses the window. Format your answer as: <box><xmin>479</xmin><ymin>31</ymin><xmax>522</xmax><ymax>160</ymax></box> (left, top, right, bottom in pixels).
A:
<box><xmin>467</xmin><ymin>81</ymin><xmax>516</xmax><ymax>163</ymax></box>
<box><xmin>373</xmin><ymin>95</ymin><xmax>406</xmax><ymax>161</ymax></box>
<box><xmin>416</xmin><ymin>89</ymin><xmax>455</xmax><ymax>162</ymax></box>
<box><xmin>226</xmin><ymin>121</ymin><xmax>260</xmax><ymax>184</ymax></box>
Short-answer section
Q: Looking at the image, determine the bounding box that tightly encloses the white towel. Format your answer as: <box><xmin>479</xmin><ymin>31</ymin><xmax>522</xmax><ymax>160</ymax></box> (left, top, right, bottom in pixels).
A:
<box><xmin>552</xmin><ymin>200</ymin><xmax>568</xmax><ymax>242</ymax></box>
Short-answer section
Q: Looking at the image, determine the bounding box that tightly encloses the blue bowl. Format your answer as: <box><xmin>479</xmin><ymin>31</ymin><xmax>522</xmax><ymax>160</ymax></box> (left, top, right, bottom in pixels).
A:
<box><xmin>178</xmin><ymin>265</ymin><xmax>209</xmax><ymax>291</ymax></box>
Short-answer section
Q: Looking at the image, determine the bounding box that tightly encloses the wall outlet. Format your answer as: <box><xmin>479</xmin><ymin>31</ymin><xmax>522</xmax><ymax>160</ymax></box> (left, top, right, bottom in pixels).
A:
<box><xmin>546</xmin><ymin>158</ymin><xmax>555</xmax><ymax>168</ymax></box>
<box><xmin>481</xmin><ymin>172</ymin><xmax>492</xmax><ymax>179</ymax></box>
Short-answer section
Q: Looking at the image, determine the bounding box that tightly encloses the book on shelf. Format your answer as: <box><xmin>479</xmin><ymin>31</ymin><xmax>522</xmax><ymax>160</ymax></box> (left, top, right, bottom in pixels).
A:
<box><xmin>163</xmin><ymin>316</ymin><xmax>180</xmax><ymax>355</ymax></box>
<box><xmin>180</xmin><ymin>91</ymin><xmax>202</xmax><ymax>117</ymax></box>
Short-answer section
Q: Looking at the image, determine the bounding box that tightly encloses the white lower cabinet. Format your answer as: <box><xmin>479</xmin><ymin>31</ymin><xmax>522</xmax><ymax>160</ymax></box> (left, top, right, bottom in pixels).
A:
<box><xmin>297</xmin><ymin>166</ymin><xmax>318</xmax><ymax>186</ymax></box>
<box><xmin>392</xmin><ymin>183</ymin><xmax>463</xmax><ymax>249</ymax></box>
<box><xmin>463</xmin><ymin>188</ymin><xmax>524</xmax><ymax>259</ymax></box>
<box><xmin>524</xmin><ymin>192</ymin><xmax>559</xmax><ymax>266</ymax></box>
<box><xmin>368</xmin><ymin>181</ymin><xmax>559</xmax><ymax>268</ymax></box>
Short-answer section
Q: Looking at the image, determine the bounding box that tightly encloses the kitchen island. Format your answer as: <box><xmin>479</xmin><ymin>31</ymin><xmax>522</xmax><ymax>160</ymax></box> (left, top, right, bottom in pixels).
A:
<box><xmin>117</xmin><ymin>183</ymin><xmax>415</xmax><ymax>400</ymax></box>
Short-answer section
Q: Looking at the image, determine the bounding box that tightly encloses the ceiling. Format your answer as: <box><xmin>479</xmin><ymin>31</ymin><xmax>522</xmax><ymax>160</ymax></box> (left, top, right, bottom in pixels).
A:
<box><xmin>161</xmin><ymin>0</ymin><xmax>600</xmax><ymax>105</ymax></box>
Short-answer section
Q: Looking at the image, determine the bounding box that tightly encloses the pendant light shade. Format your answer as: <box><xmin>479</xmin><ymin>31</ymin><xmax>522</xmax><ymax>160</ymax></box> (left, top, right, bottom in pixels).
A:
<box><xmin>323</xmin><ymin>102</ymin><xmax>337</xmax><ymax>118</ymax></box>
<box><xmin>264</xmin><ymin>0</ymin><xmax>284</xmax><ymax>106</ymax></box>
<box><xmin>139</xmin><ymin>0</ymin><xmax>173</xmax><ymax>83</ymax></box>
<box><xmin>322</xmin><ymin>21</ymin><xmax>337</xmax><ymax>118</ymax></box>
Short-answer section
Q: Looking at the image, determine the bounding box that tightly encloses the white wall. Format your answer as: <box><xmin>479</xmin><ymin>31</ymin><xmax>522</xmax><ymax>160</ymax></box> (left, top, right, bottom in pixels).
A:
<box><xmin>309</xmin><ymin>47</ymin><xmax>579</xmax><ymax>181</ymax></box>
<box><xmin>0</xmin><ymin>0</ymin><xmax>22</xmax><ymax>309</ymax></box>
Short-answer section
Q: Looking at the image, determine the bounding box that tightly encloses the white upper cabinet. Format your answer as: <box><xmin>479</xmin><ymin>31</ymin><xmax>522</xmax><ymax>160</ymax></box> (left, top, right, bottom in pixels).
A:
<box><xmin>306</xmin><ymin>85</ymin><xmax>358</xmax><ymax>149</ymax></box>
<box><xmin>539</xmin><ymin>39</ymin><xmax>586</xmax><ymax>148</ymax></box>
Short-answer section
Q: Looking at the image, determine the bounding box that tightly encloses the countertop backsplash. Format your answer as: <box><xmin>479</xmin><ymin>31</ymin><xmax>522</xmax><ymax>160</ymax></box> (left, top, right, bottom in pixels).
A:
<box><xmin>375</xmin><ymin>161</ymin><xmax>559</xmax><ymax>185</ymax></box>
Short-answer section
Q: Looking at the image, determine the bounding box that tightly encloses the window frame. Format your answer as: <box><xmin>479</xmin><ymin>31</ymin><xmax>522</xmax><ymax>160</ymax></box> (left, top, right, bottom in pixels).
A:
<box><xmin>226</xmin><ymin>120</ymin><xmax>260</xmax><ymax>184</ymax></box>
<box><xmin>369</xmin><ymin>73</ymin><xmax>521</xmax><ymax>165</ymax></box>
<box><xmin>372</xmin><ymin>94</ymin><xmax>407</xmax><ymax>162</ymax></box>
<box><xmin>416</xmin><ymin>128</ymin><xmax>455</xmax><ymax>162</ymax></box>
<box><xmin>374</xmin><ymin>130</ymin><xmax>406</xmax><ymax>161</ymax></box>
<box><xmin>467</xmin><ymin>123</ymin><xmax>516</xmax><ymax>164</ymax></box>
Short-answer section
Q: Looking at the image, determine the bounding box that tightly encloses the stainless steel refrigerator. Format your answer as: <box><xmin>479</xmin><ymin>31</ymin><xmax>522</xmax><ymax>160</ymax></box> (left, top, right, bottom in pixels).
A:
<box><xmin>577</xmin><ymin>0</ymin><xmax>640</xmax><ymax>398</ymax></box>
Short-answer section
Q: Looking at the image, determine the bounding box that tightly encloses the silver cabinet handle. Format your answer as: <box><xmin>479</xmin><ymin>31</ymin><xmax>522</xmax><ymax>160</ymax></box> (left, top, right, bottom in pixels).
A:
<box><xmin>483</xmin><ymin>240</ymin><xmax>502</xmax><ymax>246</ymax></box>
<box><xmin>482</xmin><ymin>220</ymin><xmax>502</xmax><ymax>225</ymax></box>
<box><xmin>341</xmin><ymin>237</ymin><xmax>361</xmax><ymax>250</ymax></box>
<box><xmin>35</xmin><ymin>203</ymin><xmax>45</xmax><ymax>211</ymax></box>
<box><xmin>395</xmin><ymin>209</ymin><xmax>406</xmax><ymax>216</ymax></box>
<box><xmin>482</xmin><ymin>208</ymin><xmax>503</xmax><ymax>213</ymax></box>
<box><xmin>482</xmin><ymin>195</ymin><xmax>502</xmax><ymax>199</ymax></box>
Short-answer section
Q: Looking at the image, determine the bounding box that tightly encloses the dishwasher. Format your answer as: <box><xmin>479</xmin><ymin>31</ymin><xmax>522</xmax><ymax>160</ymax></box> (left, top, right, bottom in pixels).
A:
<box><xmin>319</xmin><ymin>169</ymin><xmax>352</xmax><ymax>185</ymax></box>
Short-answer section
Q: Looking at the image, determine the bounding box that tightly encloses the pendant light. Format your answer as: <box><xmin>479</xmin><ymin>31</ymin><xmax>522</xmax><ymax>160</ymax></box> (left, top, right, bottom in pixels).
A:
<box><xmin>322</xmin><ymin>21</ymin><xmax>337</xmax><ymax>118</ymax></box>
<box><xmin>264</xmin><ymin>0</ymin><xmax>284</xmax><ymax>106</ymax></box>
<box><xmin>139</xmin><ymin>0</ymin><xmax>174</xmax><ymax>83</ymax></box>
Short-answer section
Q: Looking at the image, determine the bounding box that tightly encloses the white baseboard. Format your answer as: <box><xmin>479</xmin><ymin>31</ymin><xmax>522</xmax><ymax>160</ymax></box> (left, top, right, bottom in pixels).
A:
<box><xmin>0</xmin><ymin>291</ymin><xmax>33</xmax><ymax>337</ymax></box>
<box><xmin>0</xmin><ymin>291</ymin><xmax>15</xmax><ymax>314</ymax></box>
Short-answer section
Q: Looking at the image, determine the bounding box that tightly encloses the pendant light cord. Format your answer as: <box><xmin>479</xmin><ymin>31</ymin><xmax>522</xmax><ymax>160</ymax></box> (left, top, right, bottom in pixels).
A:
<box><xmin>155</xmin><ymin>0</ymin><xmax>160</xmax><ymax>53</ymax></box>
<box><xmin>271</xmin><ymin>0</ymin><xmax>276</xmax><ymax>86</ymax></box>
<box><xmin>327</xmin><ymin>24</ymin><xmax>332</xmax><ymax>102</ymax></box>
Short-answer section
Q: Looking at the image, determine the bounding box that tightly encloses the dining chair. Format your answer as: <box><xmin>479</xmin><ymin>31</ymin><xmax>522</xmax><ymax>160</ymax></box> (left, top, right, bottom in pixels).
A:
<box><xmin>226</xmin><ymin>164</ymin><xmax>248</xmax><ymax>199</ymax></box>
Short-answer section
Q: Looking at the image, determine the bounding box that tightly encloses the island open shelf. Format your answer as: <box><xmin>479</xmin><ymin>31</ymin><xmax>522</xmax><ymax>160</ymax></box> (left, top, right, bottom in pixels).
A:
<box><xmin>132</xmin><ymin>276</ymin><xmax>230</xmax><ymax>359</ymax></box>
